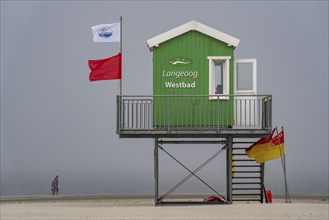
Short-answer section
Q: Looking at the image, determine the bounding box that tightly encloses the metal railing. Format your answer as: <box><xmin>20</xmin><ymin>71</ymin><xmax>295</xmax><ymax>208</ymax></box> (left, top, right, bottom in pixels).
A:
<box><xmin>117</xmin><ymin>95</ymin><xmax>272</xmax><ymax>133</ymax></box>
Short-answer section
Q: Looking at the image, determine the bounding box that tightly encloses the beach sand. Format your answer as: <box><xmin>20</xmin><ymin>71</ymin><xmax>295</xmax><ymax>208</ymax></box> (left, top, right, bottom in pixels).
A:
<box><xmin>1</xmin><ymin>195</ymin><xmax>328</xmax><ymax>219</ymax></box>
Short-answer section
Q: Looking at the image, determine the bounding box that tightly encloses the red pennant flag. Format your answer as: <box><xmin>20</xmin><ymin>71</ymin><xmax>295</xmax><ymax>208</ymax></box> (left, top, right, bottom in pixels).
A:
<box><xmin>88</xmin><ymin>53</ymin><xmax>121</xmax><ymax>81</ymax></box>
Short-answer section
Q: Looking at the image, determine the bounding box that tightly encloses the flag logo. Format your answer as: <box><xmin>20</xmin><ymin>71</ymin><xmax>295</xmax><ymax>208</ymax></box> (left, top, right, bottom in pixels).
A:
<box><xmin>91</xmin><ymin>22</ymin><xmax>120</xmax><ymax>42</ymax></box>
<box><xmin>98</xmin><ymin>27</ymin><xmax>113</xmax><ymax>38</ymax></box>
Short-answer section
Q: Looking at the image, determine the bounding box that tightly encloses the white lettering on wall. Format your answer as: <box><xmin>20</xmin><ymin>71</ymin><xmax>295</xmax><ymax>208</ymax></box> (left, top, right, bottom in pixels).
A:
<box><xmin>162</xmin><ymin>70</ymin><xmax>198</xmax><ymax>79</ymax></box>
<box><xmin>164</xmin><ymin>81</ymin><xmax>196</xmax><ymax>88</ymax></box>
<box><xmin>161</xmin><ymin>69</ymin><xmax>198</xmax><ymax>89</ymax></box>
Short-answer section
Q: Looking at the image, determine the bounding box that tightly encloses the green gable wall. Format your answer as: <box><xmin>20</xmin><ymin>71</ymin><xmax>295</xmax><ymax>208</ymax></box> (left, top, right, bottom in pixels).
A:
<box><xmin>153</xmin><ymin>31</ymin><xmax>234</xmax><ymax>95</ymax></box>
<box><xmin>152</xmin><ymin>31</ymin><xmax>236</xmax><ymax>127</ymax></box>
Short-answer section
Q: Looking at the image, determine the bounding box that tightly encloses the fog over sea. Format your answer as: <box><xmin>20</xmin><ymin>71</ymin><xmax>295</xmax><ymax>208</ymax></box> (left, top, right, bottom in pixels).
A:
<box><xmin>1</xmin><ymin>170</ymin><xmax>328</xmax><ymax>197</ymax></box>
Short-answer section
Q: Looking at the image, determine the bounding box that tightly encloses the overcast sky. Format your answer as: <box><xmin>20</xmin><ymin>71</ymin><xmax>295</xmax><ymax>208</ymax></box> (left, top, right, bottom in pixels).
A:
<box><xmin>1</xmin><ymin>1</ymin><xmax>328</xmax><ymax>196</ymax></box>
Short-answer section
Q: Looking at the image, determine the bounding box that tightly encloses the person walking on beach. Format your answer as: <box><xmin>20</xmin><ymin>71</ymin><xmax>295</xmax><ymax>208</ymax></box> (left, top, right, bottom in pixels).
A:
<box><xmin>51</xmin><ymin>175</ymin><xmax>59</xmax><ymax>195</ymax></box>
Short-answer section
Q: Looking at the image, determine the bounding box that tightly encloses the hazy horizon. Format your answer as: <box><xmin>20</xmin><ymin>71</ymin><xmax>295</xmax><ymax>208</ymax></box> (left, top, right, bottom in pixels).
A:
<box><xmin>1</xmin><ymin>1</ymin><xmax>328</xmax><ymax>197</ymax></box>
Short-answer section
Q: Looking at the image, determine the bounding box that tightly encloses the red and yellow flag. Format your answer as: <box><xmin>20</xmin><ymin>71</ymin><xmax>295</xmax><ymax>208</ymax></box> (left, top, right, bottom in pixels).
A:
<box><xmin>246</xmin><ymin>129</ymin><xmax>285</xmax><ymax>163</ymax></box>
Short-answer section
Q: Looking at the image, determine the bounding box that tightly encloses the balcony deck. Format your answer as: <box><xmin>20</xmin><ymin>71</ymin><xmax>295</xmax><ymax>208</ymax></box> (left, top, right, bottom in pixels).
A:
<box><xmin>117</xmin><ymin>95</ymin><xmax>272</xmax><ymax>138</ymax></box>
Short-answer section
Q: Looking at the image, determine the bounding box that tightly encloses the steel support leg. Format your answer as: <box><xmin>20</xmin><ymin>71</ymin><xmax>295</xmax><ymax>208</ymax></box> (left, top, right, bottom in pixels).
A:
<box><xmin>260</xmin><ymin>163</ymin><xmax>265</xmax><ymax>203</ymax></box>
<box><xmin>154</xmin><ymin>137</ymin><xmax>159</xmax><ymax>206</ymax></box>
<box><xmin>226</xmin><ymin>138</ymin><xmax>233</xmax><ymax>204</ymax></box>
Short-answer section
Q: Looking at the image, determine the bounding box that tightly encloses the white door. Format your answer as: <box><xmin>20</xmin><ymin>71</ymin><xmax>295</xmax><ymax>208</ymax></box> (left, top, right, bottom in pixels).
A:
<box><xmin>234</xmin><ymin>59</ymin><xmax>259</xmax><ymax>128</ymax></box>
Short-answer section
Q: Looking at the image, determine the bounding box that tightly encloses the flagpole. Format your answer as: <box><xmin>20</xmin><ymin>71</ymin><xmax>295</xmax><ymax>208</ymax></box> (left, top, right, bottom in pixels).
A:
<box><xmin>276</xmin><ymin>126</ymin><xmax>290</xmax><ymax>203</ymax></box>
<box><xmin>275</xmin><ymin>126</ymin><xmax>286</xmax><ymax>202</ymax></box>
<box><xmin>282</xmin><ymin>126</ymin><xmax>291</xmax><ymax>203</ymax></box>
<box><xmin>120</xmin><ymin>16</ymin><xmax>123</xmax><ymax>97</ymax></box>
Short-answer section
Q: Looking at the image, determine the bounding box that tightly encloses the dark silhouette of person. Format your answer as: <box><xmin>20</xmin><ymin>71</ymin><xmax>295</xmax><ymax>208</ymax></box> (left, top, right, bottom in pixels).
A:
<box><xmin>51</xmin><ymin>175</ymin><xmax>59</xmax><ymax>195</ymax></box>
<box><xmin>216</xmin><ymin>84</ymin><xmax>223</xmax><ymax>94</ymax></box>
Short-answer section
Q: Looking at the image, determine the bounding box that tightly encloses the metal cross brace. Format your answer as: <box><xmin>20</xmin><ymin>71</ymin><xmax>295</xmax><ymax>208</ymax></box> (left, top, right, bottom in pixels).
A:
<box><xmin>157</xmin><ymin>144</ymin><xmax>229</xmax><ymax>204</ymax></box>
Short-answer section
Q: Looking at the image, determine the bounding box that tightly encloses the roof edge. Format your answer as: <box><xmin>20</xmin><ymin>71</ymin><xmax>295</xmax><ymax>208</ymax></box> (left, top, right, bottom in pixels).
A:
<box><xmin>147</xmin><ymin>20</ymin><xmax>240</xmax><ymax>50</ymax></box>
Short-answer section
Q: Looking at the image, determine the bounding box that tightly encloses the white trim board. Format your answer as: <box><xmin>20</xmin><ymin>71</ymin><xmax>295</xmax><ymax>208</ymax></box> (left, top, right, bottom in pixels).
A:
<box><xmin>147</xmin><ymin>20</ymin><xmax>240</xmax><ymax>50</ymax></box>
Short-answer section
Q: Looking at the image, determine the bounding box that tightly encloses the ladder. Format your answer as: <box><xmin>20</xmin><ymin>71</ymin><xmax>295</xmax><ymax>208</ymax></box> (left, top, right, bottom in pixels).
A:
<box><xmin>231</xmin><ymin>145</ymin><xmax>264</xmax><ymax>203</ymax></box>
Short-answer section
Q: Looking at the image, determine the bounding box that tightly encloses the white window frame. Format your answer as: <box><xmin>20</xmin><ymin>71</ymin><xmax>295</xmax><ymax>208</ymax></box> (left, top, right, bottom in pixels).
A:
<box><xmin>233</xmin><ymin>59</ymin><xmax>258</xmax><ymax>128</ymax></box>
<box><xmin>208</xmin><ymin>56</ymin><xmax>231</xmax><ymax>100</ymax></box>
<box><xmin>234</xmin><ymin>59</ymin><xmax>257</xmax><ymax>95</ymax></box>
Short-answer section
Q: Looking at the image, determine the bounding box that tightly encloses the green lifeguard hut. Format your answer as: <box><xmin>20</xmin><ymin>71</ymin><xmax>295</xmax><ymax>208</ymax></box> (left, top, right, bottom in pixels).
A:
<box><xmin>148</xmin><ymin>20</ymin><xmax>240</xmax><ymax>128</ymax></box>
<box><xmin>117</xmin><ymin>21</ymin><xmax>272</xmax><ymax>205</ymax></box>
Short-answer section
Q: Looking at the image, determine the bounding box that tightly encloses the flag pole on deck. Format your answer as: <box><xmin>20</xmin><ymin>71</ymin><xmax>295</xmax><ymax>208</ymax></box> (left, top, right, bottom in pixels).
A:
<box><xmin>119</xmin><ymin>16</ymin><xmax>123</xmax><ymax>97</ymax></box>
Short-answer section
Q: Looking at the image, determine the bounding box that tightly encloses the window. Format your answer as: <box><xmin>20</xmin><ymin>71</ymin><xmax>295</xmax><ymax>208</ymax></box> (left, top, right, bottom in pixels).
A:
<box><xmin>234</xmin><ymin>59</ymin><xmax>257</xmax><ymax>95</ymax></box>
<box><xmin>208</xmin><ymin>56</ymin><xmax>231</xmax><ymax>99</ymax></box>
<box><xmin>236</xmin><ymin>63</ymin><xmax>253</xmax><ymax>90</ymax></box>
<box><xmin>214</xmin><ymin>61</ymin><xmax>223</xmax><ymax>94</ymax></box>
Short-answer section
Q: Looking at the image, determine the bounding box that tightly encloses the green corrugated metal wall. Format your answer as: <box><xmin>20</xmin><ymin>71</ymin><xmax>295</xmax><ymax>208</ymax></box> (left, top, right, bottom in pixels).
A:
<box><xmin>152</xmin><ymin>31</ymin><xmax>235</xmax><ymax>127</ymax></box>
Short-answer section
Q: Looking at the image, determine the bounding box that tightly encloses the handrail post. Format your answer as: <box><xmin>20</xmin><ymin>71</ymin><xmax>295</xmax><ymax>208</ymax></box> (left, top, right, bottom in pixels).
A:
<box><xmin>116</xmin><ymin>95</ymin><xmax>121</xmax><ymax>134</ymax></box>
<box><xmin>167</xmin><ymin>96</ymin><xmax>171</xmax><ymax>133</ymax></box>
<box><xmin>269</xmin><ymin>96</ymin><xmax>272</xmax><ymax>129</ymax></box>
<box><xmin>266</xmin><ymin>97</ymin><xmax>269</xmax><ymax>129</ymax></box>
<box><xmin>217</xmin><ymin>95</ymin><xmax>220</xmax><ymax>133</ymax></box>
<box><xmin>262</xmin><ymin>96</ymin><xmax>266</xmax><ymax>129</ymax></box>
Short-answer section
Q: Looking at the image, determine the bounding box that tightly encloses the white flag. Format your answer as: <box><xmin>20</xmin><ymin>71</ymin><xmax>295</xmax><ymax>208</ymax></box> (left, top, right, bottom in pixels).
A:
<box><xmin>91</xmin><ymin>22</ymin><xmax>120</xmax><ymax>42</ymax></box>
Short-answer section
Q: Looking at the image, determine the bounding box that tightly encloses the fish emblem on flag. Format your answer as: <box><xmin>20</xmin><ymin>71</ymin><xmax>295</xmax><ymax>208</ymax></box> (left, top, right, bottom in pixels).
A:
<box><xmin>91</xmin><ymin>22</ymin><xmax>120</xmax><ymax>42</ymax></box>
<box><xmin>98</xmin><ymin>27</ymin><xmax>113</xmax><ymax>38</ymax></box>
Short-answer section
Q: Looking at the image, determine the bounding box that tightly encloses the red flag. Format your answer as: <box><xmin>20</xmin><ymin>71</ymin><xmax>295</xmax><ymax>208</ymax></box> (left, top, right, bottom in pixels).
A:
<box><xmin>88</xmin><ymin>53</ymin><xmax>121</xmax><ymax>81</ymax></box>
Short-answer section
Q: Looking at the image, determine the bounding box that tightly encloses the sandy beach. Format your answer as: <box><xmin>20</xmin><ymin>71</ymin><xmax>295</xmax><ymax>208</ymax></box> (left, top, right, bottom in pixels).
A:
<box><xmin>1</xmin><ymin>195</ymin><xmax>328</xmax><ymax>220</ymax></box>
